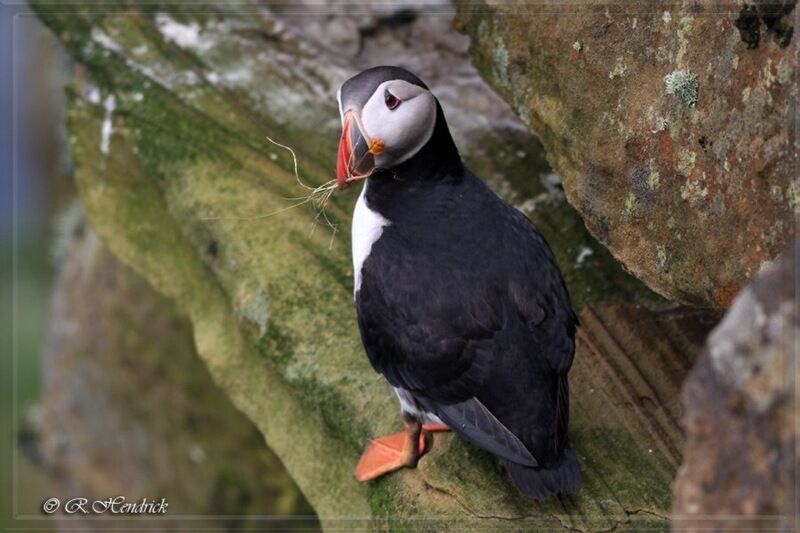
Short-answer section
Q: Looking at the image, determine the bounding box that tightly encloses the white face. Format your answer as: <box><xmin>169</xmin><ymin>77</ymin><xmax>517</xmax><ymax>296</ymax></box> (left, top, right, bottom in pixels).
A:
<box><xmin>356</xmin><ymin>79</ymin><xmax>437</xmax><ymax>168</ymax></box>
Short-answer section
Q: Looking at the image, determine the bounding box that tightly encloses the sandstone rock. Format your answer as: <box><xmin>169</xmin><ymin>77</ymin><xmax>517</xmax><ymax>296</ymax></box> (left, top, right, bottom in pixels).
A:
<box><xmin>673</xmin><ymin>241</ymin><xmax>798</xmax><ymax>529</ymax></box>
<box><xmin>457</xmin><ymin>0</ymin><xmax>797</xmax><ymax>308</ymax></box>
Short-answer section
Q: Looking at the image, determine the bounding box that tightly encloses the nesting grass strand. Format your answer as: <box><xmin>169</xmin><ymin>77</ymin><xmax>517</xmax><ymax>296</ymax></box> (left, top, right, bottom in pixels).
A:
<box><xmin>199</xmin><ymin>136</ymin><xmax>341</xmax><ymax>248</ymax></box>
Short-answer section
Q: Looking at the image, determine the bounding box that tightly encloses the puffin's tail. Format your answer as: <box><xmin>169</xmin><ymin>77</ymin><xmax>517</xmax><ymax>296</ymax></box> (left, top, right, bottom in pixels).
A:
<box><xmin>502</xmin><ymin>446</ymin><xmax>582</xmax><ymax>501</ymax></box>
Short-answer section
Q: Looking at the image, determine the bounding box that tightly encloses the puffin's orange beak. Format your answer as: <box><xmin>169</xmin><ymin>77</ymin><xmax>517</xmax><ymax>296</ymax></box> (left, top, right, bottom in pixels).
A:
<box><xmin>336</xmin><ymin>111</ymin><xmax>380</xmax><ymax>189</ymax></box>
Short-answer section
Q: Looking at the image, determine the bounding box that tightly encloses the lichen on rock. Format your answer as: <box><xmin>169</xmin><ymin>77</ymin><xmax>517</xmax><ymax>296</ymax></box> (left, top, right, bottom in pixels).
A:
<box><xmin>664</xmin><ymin>69</ymin><xmax>698</xmax><ymax>107</ymax></box>
<box><xmin>457</xmin><ymin>0</ymin><xmax>797</xmax><ymax>308</ymax></box>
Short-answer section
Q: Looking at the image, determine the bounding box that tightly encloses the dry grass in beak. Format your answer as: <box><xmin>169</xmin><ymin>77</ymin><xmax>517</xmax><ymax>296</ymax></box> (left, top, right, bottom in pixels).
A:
<box><xmin>199</xmin><ymin>136</ymin><xmax>343</xmax><ymax>248</ymax></box>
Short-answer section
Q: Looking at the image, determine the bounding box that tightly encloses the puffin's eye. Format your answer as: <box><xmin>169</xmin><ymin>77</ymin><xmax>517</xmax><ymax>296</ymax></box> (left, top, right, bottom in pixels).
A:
<box><xmin>384</xmin><ymin>90</ymin><xmax>401</xmax><ymax>111</ymax></box>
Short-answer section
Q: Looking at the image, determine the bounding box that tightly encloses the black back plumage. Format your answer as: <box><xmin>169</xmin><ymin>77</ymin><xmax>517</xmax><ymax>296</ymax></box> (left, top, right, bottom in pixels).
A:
<box><xmin>349</xmin><ymin>67</ymin><xmax>581</xmax><ymax>499</ymax></box>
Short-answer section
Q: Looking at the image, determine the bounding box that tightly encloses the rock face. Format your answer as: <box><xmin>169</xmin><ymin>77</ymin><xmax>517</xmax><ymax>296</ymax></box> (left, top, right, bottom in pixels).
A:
<box><xmin>457</xmin><ymin>0</ymin><xmax>797</xmax><ymax>308</ymax></box>
<box><xmin>31</xmin><ymin>1</ymin><xmax>719</xmax><ymax>529</ymax></box>
<box><xmin>41</xmin><ymin>207</ymin><xmax>316</xmax><ymax>529</ymax></box>
<box><xmin>673</xmin><ymin>241</ymin><xmax>798</xmax><ymax>529</ymax></box>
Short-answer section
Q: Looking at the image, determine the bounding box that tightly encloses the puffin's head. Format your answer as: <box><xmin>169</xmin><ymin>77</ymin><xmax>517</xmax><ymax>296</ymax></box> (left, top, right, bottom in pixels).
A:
<box><xmin>336</xmin><ymin>66</ymin><xmax>439</xmax><ymax>189</ymax></box>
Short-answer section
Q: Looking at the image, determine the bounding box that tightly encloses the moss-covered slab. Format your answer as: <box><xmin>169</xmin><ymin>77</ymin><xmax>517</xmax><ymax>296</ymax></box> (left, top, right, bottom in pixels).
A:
<box><xmin>32</xmin><ymin>2</ymin><xmax>718</xmax><ymax>530</ymax></box>
<box><xmin>41</xmin><ymin>212</ymin><xmax>317</xmax><ymax>528</ymax></box>
<box><xmin>457</xmin><ymin>0</ymin><xmax>797</xmax><ymax>308</ymax></box>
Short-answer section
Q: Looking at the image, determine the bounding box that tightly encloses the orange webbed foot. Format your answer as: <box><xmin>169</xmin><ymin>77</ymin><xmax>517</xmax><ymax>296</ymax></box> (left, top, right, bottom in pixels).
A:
<box><xmin>355</xmin><ymin>417</ymin><xmax>434</xmax><ymax>482</ymax></box>
<box><xmin>422</xmin><ymin>422</ymin><xmax>450</xmax><ymax>432</ymax></box>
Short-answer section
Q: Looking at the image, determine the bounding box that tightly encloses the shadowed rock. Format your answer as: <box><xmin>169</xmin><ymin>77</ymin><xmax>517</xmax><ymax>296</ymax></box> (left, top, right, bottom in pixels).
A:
<box><xmin>673</xmin><ymin>241</ymin><xmax>798</xmax><ymax>529</ymax></box>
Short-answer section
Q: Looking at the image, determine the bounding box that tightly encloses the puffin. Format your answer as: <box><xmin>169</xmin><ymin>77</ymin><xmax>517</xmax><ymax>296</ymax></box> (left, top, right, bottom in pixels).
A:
<box><xmin>336</xmin><ymin>66</ymin><xmax>581</xmax><ymax>500</ymax></box>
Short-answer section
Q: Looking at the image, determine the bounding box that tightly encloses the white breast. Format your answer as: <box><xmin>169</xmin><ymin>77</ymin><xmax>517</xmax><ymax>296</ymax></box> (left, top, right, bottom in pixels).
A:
<box><xmin>352</xmin><ymin>181</ymin><xmax>389</xmax><ymax>295</ymax></box>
